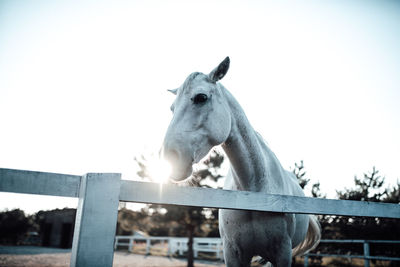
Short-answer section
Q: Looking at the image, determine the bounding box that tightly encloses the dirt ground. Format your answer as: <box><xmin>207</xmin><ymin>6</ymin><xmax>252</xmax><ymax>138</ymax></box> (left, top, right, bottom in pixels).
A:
<box><xmin>0</xmin><ymin>246</ymin><xmax>225</xmax><ymax>267</ymax></box>
<box><xmin>2</xmin><ymin>246</ymin><xmax>389</xmax><ymax>267</ymax></box>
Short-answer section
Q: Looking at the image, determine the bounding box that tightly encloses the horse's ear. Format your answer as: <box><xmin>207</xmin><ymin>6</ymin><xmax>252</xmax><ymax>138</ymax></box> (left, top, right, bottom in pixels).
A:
<box><xmin>209</xmin><ymin>56</ymin><xmax>230</xmax><ymax>82</ymax></box>
<box><xmin>168</xmin><ymin>88</ymin><xmax>178</xmax><ymax>95</ymax></box>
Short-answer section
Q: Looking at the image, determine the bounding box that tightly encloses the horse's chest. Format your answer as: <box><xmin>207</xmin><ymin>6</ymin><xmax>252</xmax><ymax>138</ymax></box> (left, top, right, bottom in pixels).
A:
<box><xmin>219</xmin><ymin>210</ymin><xmax>256</xmax><ymax>246</ymax></box>
<box><xmin>219</xmin><ymin>209</ymin><xmax>294</xmax><ymax>250</ymax></box>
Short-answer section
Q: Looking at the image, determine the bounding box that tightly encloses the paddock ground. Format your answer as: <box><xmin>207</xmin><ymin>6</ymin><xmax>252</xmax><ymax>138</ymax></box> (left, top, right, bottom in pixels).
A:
<box><xmin>0</xmin><ymin>246</ymin><xmax>225</xmax><ymax>267</ymax></box>
<box><xmin>0</xmin><ymin>246</ymin><xmax>393</xmax><ymax>267</ymax></box>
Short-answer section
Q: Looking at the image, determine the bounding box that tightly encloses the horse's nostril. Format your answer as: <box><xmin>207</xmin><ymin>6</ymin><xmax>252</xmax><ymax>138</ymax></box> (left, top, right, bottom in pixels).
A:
<box><xmin>166</xmin><ymin>149</ymin><xmax>179</xmax><ymax>163</ymax></box>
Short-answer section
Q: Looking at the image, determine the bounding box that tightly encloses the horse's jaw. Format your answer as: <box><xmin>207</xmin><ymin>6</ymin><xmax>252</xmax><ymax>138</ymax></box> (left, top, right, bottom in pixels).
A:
<box><xmin>168</xmin><ymin>162</ymin><xmax>193</xmax><ymax>181</ymax></box>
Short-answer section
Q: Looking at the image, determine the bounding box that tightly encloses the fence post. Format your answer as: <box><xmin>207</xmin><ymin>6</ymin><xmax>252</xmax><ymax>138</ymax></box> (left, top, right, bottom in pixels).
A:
<box><xmin>304</xmin><ymin>255</ymin><xmax>309</xmax><ymax>267</ymax></box>
<box><xmin>363</xmin><ymin>241</ymin><xmax>370</xmax><ymax>267</ymax></box>
<box><xmin>146</xmin><ymin>238</ymin><xmax>151</xmax><ymax>255</ymax></box>
<box><xmin>70</xmin><ymin>173</ymin><xmax>121</xmax><ymax>267</ymax></box>
<box><xmin>128</xmin><ymin>237</ymin><xmax>134</xmax><ymax>252</ymax></box>
<box><xmin>218</xmin><ymin>242</ymin><xmax>223</xmax><ymax>260</ymax></box>
<box><xmin>114</xmin><ymin>237</ymin><xmax>118</xmax><ymax>250</ymax></box>
<box><xmin>167</xmin><ymin>238</ymin><xmax>171</xmax><ymax>256</ymax></box>
<box><xmin>194</xmin><ymin>240</ymin><xmax>198</xmax><ymax>258</ymax></box>
<box><xmin>179</xmin><ymin>241</ymin><xmax>184</xmax><ymax>256</ymax></box>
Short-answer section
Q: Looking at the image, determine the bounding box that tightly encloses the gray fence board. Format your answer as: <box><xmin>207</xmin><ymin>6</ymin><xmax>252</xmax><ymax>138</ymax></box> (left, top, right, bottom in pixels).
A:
<box><xmin>1</xmin><ymin>168</ymin><xmax>399</xmax><ymax>219</ymax></box>
<box><xmin>0</xmin><ymin>168</ymin><xmax>80</xmax><ymax>197</ymax></box>
<box><xmin>119</xmin><ymin>180</ymin><xmax>400</xmax><ymax>218</ymax></box>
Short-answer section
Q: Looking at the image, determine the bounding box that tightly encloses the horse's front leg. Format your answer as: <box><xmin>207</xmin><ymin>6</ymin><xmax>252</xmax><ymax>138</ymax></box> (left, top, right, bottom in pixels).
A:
<box><xmin>222</xmin><ymin>240</ymin><xmax>252</xmax><ymax>267</ymax></box>
<box><xmin>262</xmin><ymin>236</ymin><xmax>292</xmax><ymax>267</ymax></box>
<box><xmin>271</xmin><ymin>249</ymin><xmax>292</xmax><ymax>267</ymax></box>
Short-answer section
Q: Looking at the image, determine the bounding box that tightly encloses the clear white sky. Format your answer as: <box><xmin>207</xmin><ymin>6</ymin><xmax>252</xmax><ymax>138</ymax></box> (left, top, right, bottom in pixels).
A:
<box><xmin>1</xmin><ymin>0</ymin><xmax>399</xmax><ymax>214</ymax></box>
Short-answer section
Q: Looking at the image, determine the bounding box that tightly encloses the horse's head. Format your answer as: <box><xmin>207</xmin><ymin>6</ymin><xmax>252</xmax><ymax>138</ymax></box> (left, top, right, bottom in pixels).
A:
<box><xmin>162</xmin><ymin>57</ymin><xmax>232</xmax><ymax>181</ymax></box>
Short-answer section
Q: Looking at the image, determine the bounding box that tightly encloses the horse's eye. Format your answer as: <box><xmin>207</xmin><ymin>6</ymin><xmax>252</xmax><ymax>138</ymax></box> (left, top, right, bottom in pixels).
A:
<box><xmin>192</xmin><ymin>93</ymin><xmax>208</xmax><ymax>104</ymax></box>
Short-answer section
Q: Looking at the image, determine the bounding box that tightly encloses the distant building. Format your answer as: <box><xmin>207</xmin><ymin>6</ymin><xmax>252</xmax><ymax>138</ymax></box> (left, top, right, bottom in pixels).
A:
<box><xmin>39</xmin><ymin>208</ymin><xmax>148</xmax><ymax>248</ymax></box>
<box><xmin>41</xmin><ymin>208</ymin><xmax>76</xmax><ymax>248</ymax></box>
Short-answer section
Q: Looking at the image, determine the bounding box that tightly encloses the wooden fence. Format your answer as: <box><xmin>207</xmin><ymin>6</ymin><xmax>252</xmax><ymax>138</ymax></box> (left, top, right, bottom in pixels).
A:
<box><xmin>1</xmin><ymin>168</ymin><xmax>399</xmax><ymax>266</ymax></box>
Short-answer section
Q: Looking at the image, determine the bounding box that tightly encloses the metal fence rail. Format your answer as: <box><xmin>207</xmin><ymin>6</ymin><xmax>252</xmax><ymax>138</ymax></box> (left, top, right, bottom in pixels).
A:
<box><xmin>304</xmin><ymin>240</ymin><xmax>400</xmax><ymax>267</ymax></box>
<box><xmin>1</xmin><ymin>167</ymin><xmax>400</xmax><ymax>267</ymax></box>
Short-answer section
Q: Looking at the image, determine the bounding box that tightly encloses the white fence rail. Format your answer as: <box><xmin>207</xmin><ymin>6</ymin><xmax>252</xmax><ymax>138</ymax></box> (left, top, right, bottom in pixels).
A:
<box><xmin>114</xmin><ymin>236</ymin><xmax>223</xmax><ymax>259</ymax></box>
<box><xmin>1</xmin><ymin>168</ymin><xmax>399</xmax><ymax>267</ymax></box>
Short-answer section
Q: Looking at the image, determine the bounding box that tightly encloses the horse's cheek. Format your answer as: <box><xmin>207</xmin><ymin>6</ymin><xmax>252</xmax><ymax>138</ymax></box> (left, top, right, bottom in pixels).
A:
<box><xmin>210</xmin><ymin>108</ymin><xmax>231</xmax><ymax>145</ymax></box>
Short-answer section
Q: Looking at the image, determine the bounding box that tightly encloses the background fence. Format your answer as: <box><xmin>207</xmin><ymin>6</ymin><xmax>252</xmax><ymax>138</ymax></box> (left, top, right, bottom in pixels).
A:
<box><xmin>113</xmin><ymin>235</ymin><xmax>400</xmax><ymax>266</ymax></box>
<box><xmin>1</xmin><ymin>168</ymin><xmax>399</xmax><ymax>266</ymax></box>
<box><xmin>114</xmin><ymin>236</ymin><xmax>223</xmax><ymax>259</ymax></box>
<box><xmin>304</xmin><ymin>239</ymin><xmax>400</xmax><ymax>267</ymax></box>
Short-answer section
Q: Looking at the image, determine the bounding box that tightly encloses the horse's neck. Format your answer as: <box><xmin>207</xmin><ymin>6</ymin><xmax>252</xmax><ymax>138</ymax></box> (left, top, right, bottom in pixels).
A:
<box><xmin>221</xmin><ymin>87</ymin><xmax>286</xmax><ymax>192</ymax></box>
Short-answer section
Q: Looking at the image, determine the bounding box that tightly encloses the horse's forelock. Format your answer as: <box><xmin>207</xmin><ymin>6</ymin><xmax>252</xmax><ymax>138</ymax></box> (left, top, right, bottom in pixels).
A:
<box><xmin>182</xmin><ymin>72</ymin><xmax>212</xmax><ymax>91</ymax></box>
<box><xmin>183</xmin><ymin>72</ymin><xmax>201</xmax><ymax>87</ymax></box>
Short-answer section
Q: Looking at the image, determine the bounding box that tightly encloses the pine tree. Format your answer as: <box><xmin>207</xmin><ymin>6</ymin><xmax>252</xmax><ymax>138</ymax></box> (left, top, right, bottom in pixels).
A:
<box><xmin>330</xmin><ymin>167</ymin><xmax>400</xmax><ymax>259</ymax></box>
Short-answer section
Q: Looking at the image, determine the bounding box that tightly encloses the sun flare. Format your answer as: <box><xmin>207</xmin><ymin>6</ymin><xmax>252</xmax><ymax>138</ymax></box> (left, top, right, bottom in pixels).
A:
<box><xmin>147</xmin><ymin>158</ymin><xmax>172</xmax><ymax>184</ymax></box>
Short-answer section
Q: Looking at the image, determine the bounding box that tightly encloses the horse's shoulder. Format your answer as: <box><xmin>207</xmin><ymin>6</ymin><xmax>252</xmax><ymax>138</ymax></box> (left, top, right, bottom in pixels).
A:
<box><xmin>287</xmin><ymin>173</ymin><xmax>306</xmax><ymax>197</ymax></box>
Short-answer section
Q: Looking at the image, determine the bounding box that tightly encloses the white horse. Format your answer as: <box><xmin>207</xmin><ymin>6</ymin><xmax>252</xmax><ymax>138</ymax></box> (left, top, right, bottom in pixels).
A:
<box><xmin>162</xmin><ymin>57</ymin><xmax>320</xmax><ymax>266</ymax></box>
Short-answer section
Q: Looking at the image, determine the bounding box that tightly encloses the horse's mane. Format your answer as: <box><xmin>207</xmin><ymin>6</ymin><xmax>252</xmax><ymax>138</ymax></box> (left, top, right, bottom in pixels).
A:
<box><xmin>255</xmin><ymin>131</ymin><xmax>269</xmax><ymax>145</ymax></box>
<box><xmin>182</xmin><ymin>72</ymin><xmax>202</xmax><ymax>89</ymax></box>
